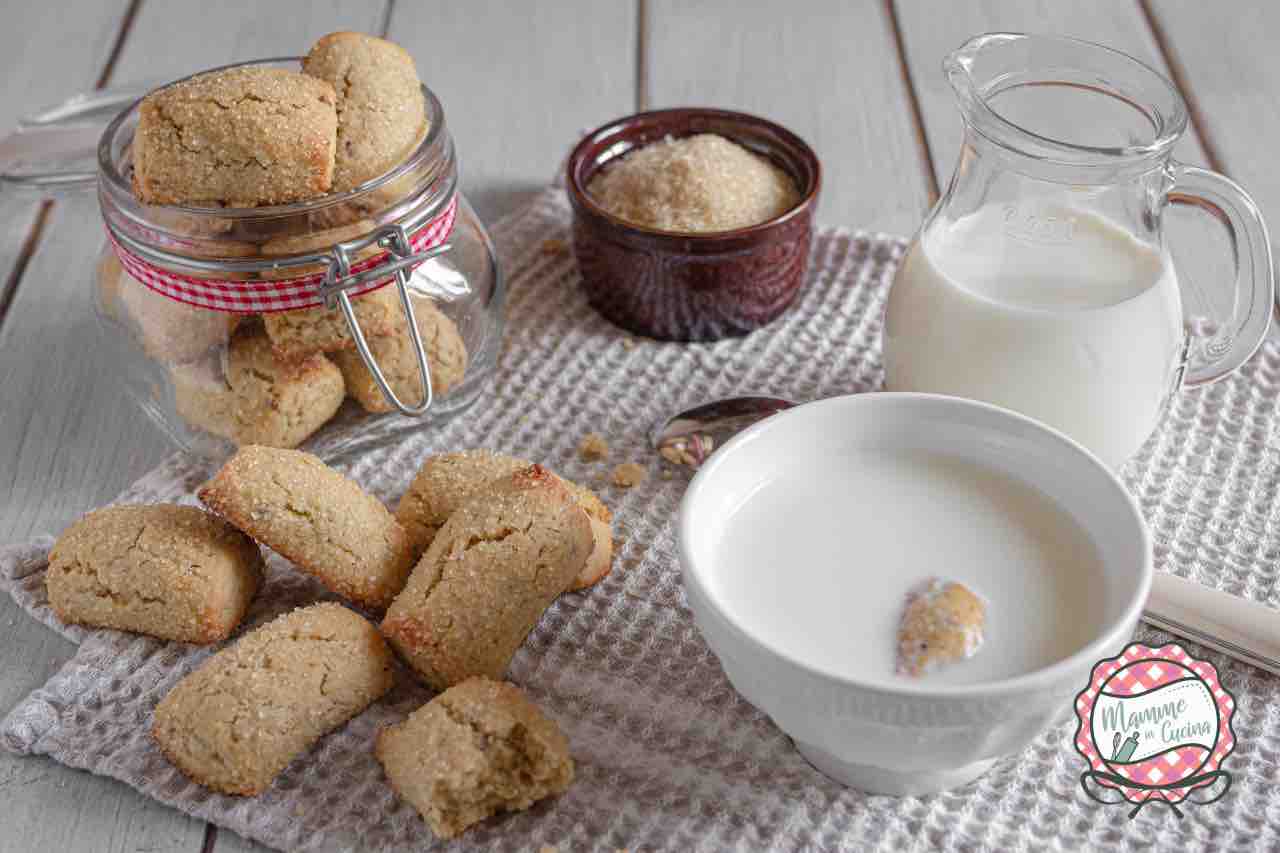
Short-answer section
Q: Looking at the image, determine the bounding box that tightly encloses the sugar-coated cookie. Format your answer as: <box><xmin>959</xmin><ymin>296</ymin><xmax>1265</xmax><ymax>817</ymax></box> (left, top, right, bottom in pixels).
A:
<box><xmin>134</xmin><ymin>67</ymin><xmax>337</xmax><ymax>206</ymax></box>
<box><xmin>171</xmin><ymin>326</ymin><xmax>344</xmax><ymax>449</ymax></box>
<box><xmin>198</xmin><ymin>445</ymin><xmax>416</xmax><ymax>610</ymax></box>
<box><xmin>47</xmin><ymin>504</ymin><xmax>263</xmax><ymax>644</ymax></box>
<box><xmin>381</xmin><ymin>466</ymin><xmax>592</xmax><ymax>690</ymax></box>
<box><xmin>376</xmin><ymin>677</ymin><xmax>573</xmax><ymax>838</ymax></box>
<box><xmin>153</xmin><ymin>603</ymin><xmax>394</xmax><ymax>795</ymax></box>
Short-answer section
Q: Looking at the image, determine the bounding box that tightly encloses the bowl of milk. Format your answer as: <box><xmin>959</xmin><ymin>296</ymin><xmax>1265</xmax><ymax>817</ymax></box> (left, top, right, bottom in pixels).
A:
<box><xmin>678</xmin><ymin>392</ymin><xmax>1151</xmax><ymax>796</ymax></box>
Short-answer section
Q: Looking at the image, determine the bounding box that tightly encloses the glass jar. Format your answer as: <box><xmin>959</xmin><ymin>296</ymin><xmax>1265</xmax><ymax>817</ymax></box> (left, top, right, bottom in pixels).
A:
<box><xmin>6</xmin><ymin>59</ymin><xmax>502</xmax><ymax>459</ymax></box>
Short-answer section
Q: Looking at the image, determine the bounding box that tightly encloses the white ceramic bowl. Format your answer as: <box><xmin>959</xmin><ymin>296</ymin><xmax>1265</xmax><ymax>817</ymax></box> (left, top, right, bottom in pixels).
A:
<box><xmin>678</xmin><ymin>393</ymin><xmax>1151</xmax><ymax>796</ymax></box>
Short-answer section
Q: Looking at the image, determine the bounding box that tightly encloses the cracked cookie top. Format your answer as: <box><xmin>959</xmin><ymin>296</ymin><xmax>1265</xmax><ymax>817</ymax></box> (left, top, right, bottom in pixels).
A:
<box><xmin>134</xmin><ymin>66</ymin><xmax>338</xmax><ymax>206</ymax></box>
<box><xmin>302</xmin><ymin>32</ymin><xmax>427</xmax><ymax>192</ymax></box>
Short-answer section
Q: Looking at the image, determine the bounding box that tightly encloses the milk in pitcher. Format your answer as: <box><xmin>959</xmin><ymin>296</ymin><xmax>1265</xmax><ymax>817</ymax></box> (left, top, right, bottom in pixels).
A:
<box><xmin>884</xmin><ymin>206</ymin><xmax>1185</xmax><ymax>469</ymax></box>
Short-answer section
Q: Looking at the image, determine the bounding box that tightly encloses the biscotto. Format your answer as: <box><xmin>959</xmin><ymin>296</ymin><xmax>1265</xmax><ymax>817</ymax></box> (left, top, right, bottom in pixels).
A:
<box><xmin>47</xmin><ymin>504</ymin><xmax>263</xmax><ymax>644</ymax></box>
<box><xmin>562</xmin><ymin>481</ymin><xmax>614</xmax><ymax>590</ymax></box>
<box><xmin>133</xmin><ymin>66</ymin><xmax>337</xmax><ymax>206</ymax></box>
<box><xmin>394</xmin><ymin>450</ymin><xmax>529</xmax><ymax>555</ymax></box>
<box><xmin>198</xmin><ymin>446</ymin><xmax>416</xmax><ymax>610</ymax></box>
<box><xmin>152</xmin><ymin>603</ymin><xmax>394</xmax><ymax>796</ymax></box>
<box><xmin>116</xmin><ymin>263</ymin><xmax>241</xmax><ymax>363</ymax></box>
<box><xmin>171</xmin><ymin>325</ymin><xmax>344</xmax><ymax>449</ymax></box>
<box><xmin>484</xmin><ymin>464</ymin><xmax>614</xmax><ymax>591</ymax></box>
<box><xmin>376</xmin><ymin>677</ymin><xmax>574</xmax><ymax>839</ymax></box>
<box><xmin>394</xmin><ymin>450</ymin><xmax>613</xmax><ymax>589</ymax></box>
<box><xmin>381</xmin><ymin>468</ymin><xmax>592</xmax><ymax>690</ymax></box>
<box><xmin>303</xmin><ymin>32</ymin><xmax>428</xmax><ymax>192</ymax></box>
<box><xmin>331</xmin><ymin>294</ymin><xmax>468</xmax><ymax>413</ymax></box>
<box><xmin>262</xmin><ymin>285</ymin><xmax>402</xmax><ymax>362</ymax></box>
<box><xmin>896</xmin><ymin>578</ymin><xmax>987</xmax><ymax>677</ymax></box>
<box><xmin>259</xmin><ymin>218</ymin><xmax>382</xmax><ymax>283</ymax></box>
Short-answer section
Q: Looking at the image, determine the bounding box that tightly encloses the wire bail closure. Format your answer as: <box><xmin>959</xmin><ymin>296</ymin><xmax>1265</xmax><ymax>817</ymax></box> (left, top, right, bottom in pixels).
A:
<box><xmin>319</xmin><ymin>223</ymin><xmax>452</xmax><ymax>417</ymax></box>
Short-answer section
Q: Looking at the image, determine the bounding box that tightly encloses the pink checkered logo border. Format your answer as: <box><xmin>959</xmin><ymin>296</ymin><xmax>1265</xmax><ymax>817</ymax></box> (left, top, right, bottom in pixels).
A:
<box><xmin>1073</xmin><ymin>642</ymin><xmax>1236</xmax><ymax>819</ymax></box>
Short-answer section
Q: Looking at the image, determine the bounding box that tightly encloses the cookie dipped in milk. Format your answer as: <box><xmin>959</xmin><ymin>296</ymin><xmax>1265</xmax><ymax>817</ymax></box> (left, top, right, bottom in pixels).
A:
<box><xmin>707</xmin><ymin>446</ymin><xmax>1106</xmax><ymax>687</ymax></box>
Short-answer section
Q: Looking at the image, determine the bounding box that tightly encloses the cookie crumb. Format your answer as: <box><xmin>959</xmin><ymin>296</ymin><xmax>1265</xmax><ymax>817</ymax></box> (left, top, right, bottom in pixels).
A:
<box><xmin>540</xmin><ymin>238</ymin><xmax>568</xmax><ymax>256</ymax></box>
<box><xmin>612</xmin><ymin>463</ymin><xmax>647</xmax><ymax>488</ymax></box>
<box><xmin>578</xmin><ymin>432</ymin><xmax>610</xmax><ymax>462</ymax></box>
<box><xmin>661</xmin><ymin>469</ymin><xmax>673</xmax><ymax>480</ymax></box>
<box><xmin>621</xmin><ymin>338</ymin><xmax>637</xmax><ymax>350</ymax></box>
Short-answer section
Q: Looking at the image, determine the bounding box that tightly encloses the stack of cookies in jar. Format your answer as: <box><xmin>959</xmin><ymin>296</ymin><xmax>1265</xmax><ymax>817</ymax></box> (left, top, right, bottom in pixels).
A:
<box><xmin>101</xmin><ymin>31</ymin><xmax>467</xmax><ymax>450</ymax></box>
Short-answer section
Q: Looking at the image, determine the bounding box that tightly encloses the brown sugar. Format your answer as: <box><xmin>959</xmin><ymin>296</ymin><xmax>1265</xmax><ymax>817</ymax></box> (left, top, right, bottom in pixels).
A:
<box><xmin>586</xmin><ymin>133</ymin><xmax>799</xmax><ymax>233</ymax></box>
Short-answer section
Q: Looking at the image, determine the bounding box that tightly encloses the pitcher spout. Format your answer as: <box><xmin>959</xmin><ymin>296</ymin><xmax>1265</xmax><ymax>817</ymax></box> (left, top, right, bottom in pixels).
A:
<box><xmin>939</xmin><ymin>32</ymin><xmax>1186</xmax><ymax>182</ymax></box>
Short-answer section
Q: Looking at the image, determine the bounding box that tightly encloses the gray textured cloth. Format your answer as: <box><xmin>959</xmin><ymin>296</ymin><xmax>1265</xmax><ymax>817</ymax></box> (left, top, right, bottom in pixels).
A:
<box><xmin>3</xmin><ymin>185</ymin><xmax>1280</xmax><ymax>851</ymax></box>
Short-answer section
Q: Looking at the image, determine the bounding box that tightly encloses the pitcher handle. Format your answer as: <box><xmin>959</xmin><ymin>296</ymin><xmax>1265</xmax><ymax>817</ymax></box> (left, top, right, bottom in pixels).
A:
<box><xmin>1170</xmin><ymin>162</ymin><xmax>1275</xmax><ymax>386</ymax></box>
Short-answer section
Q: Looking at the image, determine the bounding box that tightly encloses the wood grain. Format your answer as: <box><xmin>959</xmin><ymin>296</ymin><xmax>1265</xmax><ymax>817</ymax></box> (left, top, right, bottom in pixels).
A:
<box><xmin>892</xmin><ymin>0</ymin><xmax>1210</xmax><ymax>185</ymax></box>
<box><xmin>0</xmin><ymin>1</ymin><xmax>127</xmax><ymax>329</ymax></box>
<box><xmin>1145</xmin><ymin>2</ymin><xmax>1280</xmax><ymax>244</ymax></box>
<box><xmin>645</xmin><ymin>0</ymin><xmax>934</xmax><ymax>234</ymax></box>
<box><xmin>0</xmin><ymin>3</ymin><xmax>211</xmax><ymax>853</ymax></box>
<box><xmin>386</xmin><ymin>0</ymin><xmax>638</xmax><ymax>223</ymax></box>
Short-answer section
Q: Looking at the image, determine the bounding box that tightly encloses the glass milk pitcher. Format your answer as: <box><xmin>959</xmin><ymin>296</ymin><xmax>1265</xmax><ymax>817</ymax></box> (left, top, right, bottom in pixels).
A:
<box><xmin>884</xmin><ymin>33</ymin><xmax>1273</xmax><ymax>469</ymax></box>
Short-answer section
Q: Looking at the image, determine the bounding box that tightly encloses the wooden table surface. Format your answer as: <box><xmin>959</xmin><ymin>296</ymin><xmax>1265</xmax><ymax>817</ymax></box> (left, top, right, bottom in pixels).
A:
<box><xmin>1</xmin><ymin>2</ymin><xmax>1276</xmax><ymax>850</ymax></box>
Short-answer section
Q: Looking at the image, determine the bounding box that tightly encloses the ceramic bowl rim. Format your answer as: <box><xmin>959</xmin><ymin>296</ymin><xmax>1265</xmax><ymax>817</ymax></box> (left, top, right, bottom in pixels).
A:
<box><xmin>678</xmin><ymin>391</ymin><xmax>1153</xmax><ymax>700</ymax></box>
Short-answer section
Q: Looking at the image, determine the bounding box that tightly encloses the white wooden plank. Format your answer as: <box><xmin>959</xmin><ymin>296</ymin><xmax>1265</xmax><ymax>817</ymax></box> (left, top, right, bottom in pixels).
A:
<box><xmin>206</xmin><ymin>826</ymin><xmax>266</xmax><ymax>853</ymax></box>
<box><xmin>1146</xmin><ymin>2</ymin><xmax>1280</xmax><ymax>245</ymax></box>
<box><xmin>386</xmin><ymin>0</ymin><xmax>638</xmax><ymax>224</ymax></box>
<box><xmin>0</xmin><ymin>0</ymin><xmax>127</xmax><ymax>322</ymax></box>
<box><xmin>0</xmin><ymin>4</ymin><xmax>390</xmax><ymax>853</ymax></box>
<box><xmin>0</xmin><ymin>2</ymin><xmax>124</xmax><ymax>137</ymax></box>
<box><xmin>110</xmin><ymin>0</ymin><xmax>387</xmax><ymax>82</ymax></box>
<box><xmin>646</xmin><ymin>0</ymin><xmax>933</xmax><ymax>234</ymax></box>
<box><xmin>892</xmin><ymin>0</ymin><xmax>1209</xmax><ymax>188</ymax></box>
<box><xmin>0</xmin><ymin>2</ymin><xmax>210</xmax><ymax>851</ymax></box>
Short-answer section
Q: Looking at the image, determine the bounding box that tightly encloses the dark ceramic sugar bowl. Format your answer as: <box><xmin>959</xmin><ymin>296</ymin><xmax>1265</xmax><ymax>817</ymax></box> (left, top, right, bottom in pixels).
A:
<box><xmin>566</xmin><ymin>108</ymin><xmax>821</xmax><ymax>342</ymax></box>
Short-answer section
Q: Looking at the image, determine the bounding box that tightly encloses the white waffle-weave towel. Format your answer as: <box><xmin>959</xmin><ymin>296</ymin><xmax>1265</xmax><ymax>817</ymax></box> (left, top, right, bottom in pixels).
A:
<box><xmin>4</xmin><ymin>185</ymin><xmax>1280</xmax><ymax>851</ymax></box>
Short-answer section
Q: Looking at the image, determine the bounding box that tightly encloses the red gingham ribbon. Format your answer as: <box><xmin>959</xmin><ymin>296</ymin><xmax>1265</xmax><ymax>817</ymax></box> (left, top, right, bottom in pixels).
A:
<box><xmin>109</xmin><ymin>195</ymin><xmax>457</xmax><ymax>313</ymax></box>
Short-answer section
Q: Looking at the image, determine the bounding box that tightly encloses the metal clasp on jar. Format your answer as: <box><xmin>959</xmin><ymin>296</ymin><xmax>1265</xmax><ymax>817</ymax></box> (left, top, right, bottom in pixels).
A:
<box><xmin>318</xmin><ymin>223</ymin><xmax>451</xmax><ymax>416</ymax></box>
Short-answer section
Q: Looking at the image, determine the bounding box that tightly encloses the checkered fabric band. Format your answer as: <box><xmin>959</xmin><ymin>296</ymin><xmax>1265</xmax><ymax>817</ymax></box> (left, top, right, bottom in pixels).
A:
<box><xmin>108</xmin><ymin>195</ymin><xmax>457</xmax><ymax>314</ymax></box>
